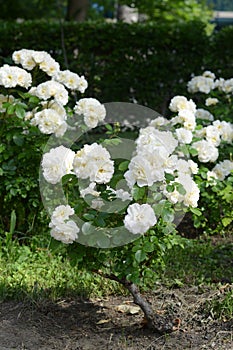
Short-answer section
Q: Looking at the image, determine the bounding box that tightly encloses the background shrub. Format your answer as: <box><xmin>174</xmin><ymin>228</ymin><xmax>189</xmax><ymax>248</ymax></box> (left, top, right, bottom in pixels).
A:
<box><xmin>0</xmin><ymin>20</ymin><xmax>209</xmax><ymax>114</ymax></box>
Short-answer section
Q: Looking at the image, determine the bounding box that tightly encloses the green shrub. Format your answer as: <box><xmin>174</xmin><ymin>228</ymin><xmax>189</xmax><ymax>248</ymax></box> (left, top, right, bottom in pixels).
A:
<box><xmin>0</xmin><ymin>20</ymin><xmax>209</xmax><ymax>113</ymax></box>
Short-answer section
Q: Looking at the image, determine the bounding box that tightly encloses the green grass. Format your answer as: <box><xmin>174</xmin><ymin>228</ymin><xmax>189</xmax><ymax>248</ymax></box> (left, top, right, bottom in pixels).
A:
<box><xmin>0</xmin><ymin>233</ymin><xmax>123</xmax><ymax>302</ymax></box>
<box><xmin>0</xmin><ymin>230</ymin><xmax>232</xmax><ymax>321</ymax></box>
<box><xmin>159</xmin><ymin>235</ymin><xmax>233</xmax><ymax>287</ymax></box>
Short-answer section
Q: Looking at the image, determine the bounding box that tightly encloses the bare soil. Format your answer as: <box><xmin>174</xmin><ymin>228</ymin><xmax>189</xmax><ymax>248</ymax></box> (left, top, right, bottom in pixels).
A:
<box><xmin>0</xmin><ymin>285</ymin><xmax>232</xmax><ymax>350</ymax></box>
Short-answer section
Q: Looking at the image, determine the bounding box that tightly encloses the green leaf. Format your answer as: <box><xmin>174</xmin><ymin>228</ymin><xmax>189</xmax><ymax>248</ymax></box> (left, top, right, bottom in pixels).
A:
<box><xmin>118</xmin><ymin>160</ymin><xmax>130</xmax><ymax>171</ymax></box>
<box><xmin>97</xmin><ymin>235</ymin><xmax>111</xmax><ymax>248</ymax></box>
<box><xmin>10</xmin><ymin>210</ymin><xmax>16</xmax><ymax>236</ymax></box>
<box><xmin>165</xmin><ymin>173</ymin><xmax>175</xmax><ymax>181</ymax></box>
<box><xmin>0</xmin><ymin>144</ymin><xmax>5</xmax><ymax>153</ymax></box>
<box><xmin>95</xmin><ymin>215</ymin><xmax>106</xmax><ymax>227</ymax></box>
<box><xmin>222</xmin><ymin>217</ymin><xmax>232</xmax><ymax>227</ymax></box>
<box><xmin>15</xmin><ymin>104</ymin><xmax>26</xmax><ymax>119</ymax></box>
<box><xmin>166</xmin><ymin>184</ymin><xmax>174</xmax><ymax>193</ymax></box>
<box><xmin>16</xmin><ymin>91</ymin><xmax>27</xmax><ymax>99</ymax></box>
<box><xmin>132</xmin><ymin>186</ymin><xmax>146</xmax><ymax>201</ymax></box>
<box><xmin>162</xmin><ymin>208</ymin><xmax>174</xmax><ymax>222</ymax></box>
<box><xmin>29</xmin><ymin>96</ymin><xmax>40</xmax><ymax>104</ymax></box>
<box><xmin>189</xmin><ymin>147</ymin><xmax>198</xmax><ymax>156</ymax></box>
<box><xmin>7</xmin><ymin>104</ymin><xmax>15</xmax><ymax>115</ymax></box>
<box><xmin>105</xmin><ymin>124</ymin><xmax>113</xmax><ymax>131</ymax></box>
<box><xmin>13</xmin><ymin>134</ymin><xmax>24</xmax><ymax>146</ymax></box>
<box><xmin>190</xmin><ymin>207</ymin><xmax>202</xmax><ymax>216</ymax></box>
<box><xmin>176</xmin><ymin>183</ymin><xmax>186</xmax><ymax>195</ymax></box>
<box><xmin>135</xmin><ymin>249</ymin><xmax>146</xmax><ymax>263</ymax></box>
<box><xmin>143</xmin><ymin>241</ymin><xmax>154</xmax><ymax>253</ymax></box>
<box><xmin>83</xmin><ymin>213</ymin><xmax>96</xmax><ymax>221</ymax></box>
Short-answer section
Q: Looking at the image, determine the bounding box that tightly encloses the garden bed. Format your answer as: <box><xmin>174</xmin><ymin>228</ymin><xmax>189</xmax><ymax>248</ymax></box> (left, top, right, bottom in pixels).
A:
<box><xmin>0</xmin><ymin>285</ymin><xmax>232</xmax><ymax>350</ymax></box>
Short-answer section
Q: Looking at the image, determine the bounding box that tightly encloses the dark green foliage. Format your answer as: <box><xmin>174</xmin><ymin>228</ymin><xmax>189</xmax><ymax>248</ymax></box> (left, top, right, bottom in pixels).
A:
<box><xmin>0</xmin><ymin>0</ymin><xmax>65</xmax><ymax>20</ymax></box>
<box><xmin>0</xmin><ymin>20</ymin><xmax>209</xmax><ymax>114</ymax></box>
<box><xmin>207</xmin><ymin>25</ymin><xmax>233</xmax><ymax>78</ymax></box>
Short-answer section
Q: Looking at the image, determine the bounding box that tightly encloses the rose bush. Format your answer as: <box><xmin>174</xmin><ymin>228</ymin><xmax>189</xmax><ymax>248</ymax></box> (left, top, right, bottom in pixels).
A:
<box><xmin>0</xmin><ymin>49</ymin><xmax>88</xmax><ymax>235</ymax></box>
<box><xmin>0</xmin><ymin>49</ymin><xmax>232</xmax><ymax>332</ymax></box>
<box><xmin>184</xmin><ymin>71</ymin><xmax>233</xmax><ymax>234</ymax></box>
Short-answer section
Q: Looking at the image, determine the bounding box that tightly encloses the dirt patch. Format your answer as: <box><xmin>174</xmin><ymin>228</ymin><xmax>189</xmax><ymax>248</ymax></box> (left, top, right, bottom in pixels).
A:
<box><xmin>0</xmin><ymin>286</ymin><xmax>232</xmax><ymax>350</ymax></box>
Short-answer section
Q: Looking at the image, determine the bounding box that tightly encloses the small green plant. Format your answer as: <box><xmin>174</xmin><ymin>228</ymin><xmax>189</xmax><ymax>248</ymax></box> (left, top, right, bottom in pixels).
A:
<box><xmin>206</xmin><ymin>286</ymin><xmax>233</xmax><ymax>321</ymax></box>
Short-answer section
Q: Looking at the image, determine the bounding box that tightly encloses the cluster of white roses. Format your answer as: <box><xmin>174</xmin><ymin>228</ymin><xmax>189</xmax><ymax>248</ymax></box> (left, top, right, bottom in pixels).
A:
<box><xmin>187</xmin><ymin>70</ymin><xmax>233</xmax><ymax>95</ymax></box>
<box><xmin>167</xmin><ymin>94</ymin><xmax>233</xmax><ymax>165</ymax></box>
<box><xmin>0</xmin><ymin>64</ymin><xmax>32</xmax><ymax>89</ymax></box>
<box><xmin>73</xmin><ymin>143</ymin><xmax>114</xmax><ymax>184</ymax></box>
<box><xmin>39</xmin><ymin>62</ymin><xmax>232</xmax><ymax>244</ymax></box>
<box><xmin>74</xmin><ymin>98</ymin><xmax>106</xmax><ymax>128</ymax></box>
<box><xmin>49</xmin><ymin>205</ymin><xmax>79</xmax><ymax>244</ymax></box>
<box><xmin>0</xmin><ymin>49</ymin><xmax>108</xmax><ymax>138</ymax></box>
<box><xmin>186</xmin><ymin>71</ymin><xmax>233</xmax><ymax>181</ymax></box>
<box><xmin>207</xmin><ymin>160</ymin><xmax>233</xmax><ymax>182</ymax></box>
<box><xmin>42</xmin><ymin>113</ymin><xmax>202</xmax><ymax>243</ymax></box>
<box><xmin>123</xmin><ymin>118</ymin><xmax>200</xmax><ymax>208</ymax></box>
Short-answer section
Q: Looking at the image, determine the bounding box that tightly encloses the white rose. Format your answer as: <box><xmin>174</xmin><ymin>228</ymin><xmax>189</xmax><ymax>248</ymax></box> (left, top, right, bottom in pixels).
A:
<box><xmin>177</xmin><ymin>174</ymin><xmax>200</xmax><ymax>208</ymax></box>
<box><xmin>195</xmin><ymin>108</ymin><xmax>214</xmax><ymax>121</ymax></box>
<box><xmin>187</xmin><ymin>76</ymin><xmax>215</xmax><ymax>94</ymax></box>
<box><xmin>50</xmin><ymin>205</ymin><xmax>75</xmax><ymax>226</ymax></box>
<box><xmin>124</xmin><ymin>203</ymin><xmax>157</xmax><ymax>234</ymax></box>
<box><xmin>192</xmin><ymin>140</ymin><xmax>219</xmax><ymax>163</ymax></box>
<box><xmin>50</xmin><ymin>220</ymin><xmax>79</xmax><ymax>244</ymax></box>
<box><xmin>205</xmin><ymin>97</ymin><xmax>219</xmax><ymax>106</ymax></box>
<box><xmin>176</xmin><ymin>128</ymin><xmax>193</xmax><ymax>144</ymax></box>
<box><xmin>169</xmin><ymin>96</ymin><xmax>196</xmax><ymax>113</ymax></box>
<box><xmin>42</xmin><ymin>145</ymin><xmax>75</xmax><ymax>184</ymax></box>
<box><xmin>73</xmin><ymin>143</ymin><xmax>114</xmax><ymax>184</ymax></box>
<box><xmin>205</xmin><ymin>125</ymin><xmax>221</xmax><ymax>146</ymax></box>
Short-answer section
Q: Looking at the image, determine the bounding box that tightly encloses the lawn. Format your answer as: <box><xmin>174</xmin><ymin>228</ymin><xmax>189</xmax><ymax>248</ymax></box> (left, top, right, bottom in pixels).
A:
<box><xmin>0</xmin><ymin>231</ymin><xmax>232</xmax><ymax>349</ymax></box>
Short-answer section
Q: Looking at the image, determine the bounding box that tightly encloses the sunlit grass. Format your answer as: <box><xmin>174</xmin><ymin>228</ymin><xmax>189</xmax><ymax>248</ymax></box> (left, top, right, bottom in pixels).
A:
<box><xmin>0</xmin><ymin>234</ymin><xmax>123</xmax><ymax>302</ymax></box>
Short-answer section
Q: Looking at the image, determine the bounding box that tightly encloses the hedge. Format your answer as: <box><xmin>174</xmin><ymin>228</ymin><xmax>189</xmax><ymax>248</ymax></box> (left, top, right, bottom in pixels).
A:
<box><xmin>0</xmin><ymin>20</ymin><xmax>212</xmax><ymax>114</ymax></box>
<box><xmin>0</xmin><ymin>20</ymin><xmax>233</xmax><ymax>114</ymax></box>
